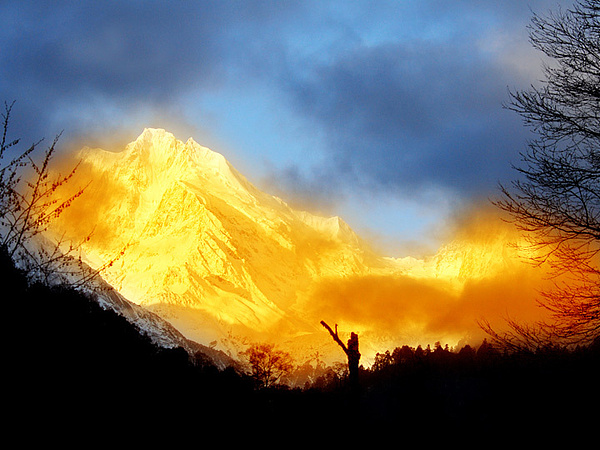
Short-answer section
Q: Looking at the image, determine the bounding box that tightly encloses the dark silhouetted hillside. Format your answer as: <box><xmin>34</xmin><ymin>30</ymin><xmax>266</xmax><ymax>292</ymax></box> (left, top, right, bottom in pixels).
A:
<box><xmin>3</xmin><ymin>246</ymin><xmax>598</xmax><ymax>440</ymax></box>
<box><xmin>1</xmin><ymin>247</ymin><xmax>344</xmax><ymax>438</ymax></box>
<box><xmin>2</xmin><ymin>248</ymin><xmax>263</xmax><ymax>430</ymax></box>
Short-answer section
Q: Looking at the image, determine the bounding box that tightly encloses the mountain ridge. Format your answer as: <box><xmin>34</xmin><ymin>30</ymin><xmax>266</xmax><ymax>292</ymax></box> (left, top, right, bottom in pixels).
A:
<box><xmin>48</xmin><ymin>127</ymin><xmax>536</xmax><ymax>364</ymax></box>
<box><xmin>51</xmin><ymin>128</ymin><xmax>384</xmax><ymax>360</ymax></box>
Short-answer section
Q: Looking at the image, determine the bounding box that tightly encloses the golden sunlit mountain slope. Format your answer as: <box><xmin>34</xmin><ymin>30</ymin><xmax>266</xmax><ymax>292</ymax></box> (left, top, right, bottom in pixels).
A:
<box><xmin>49</xmin><ymin>128</ymin><xmax>552</xmax><ymax>364</ymax></box>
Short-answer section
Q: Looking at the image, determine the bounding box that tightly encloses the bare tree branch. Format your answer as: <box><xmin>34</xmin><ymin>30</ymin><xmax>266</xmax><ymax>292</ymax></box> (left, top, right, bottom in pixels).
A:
<box><xmin>0</xmin><ymin>101</ymin><xmax>123</xmax><ymax>289</ymax></box>
<box><xmin>491</xmin><ymin>0</ymin><xmax>600</xmax><ymax>349</ymax></box>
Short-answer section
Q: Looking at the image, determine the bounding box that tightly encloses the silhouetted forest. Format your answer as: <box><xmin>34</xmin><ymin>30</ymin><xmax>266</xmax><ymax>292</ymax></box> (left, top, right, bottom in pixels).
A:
<box><xmin>3</xmin><ymin>247</ymin><xmax>598</xmax><ymax>440</ymax></box>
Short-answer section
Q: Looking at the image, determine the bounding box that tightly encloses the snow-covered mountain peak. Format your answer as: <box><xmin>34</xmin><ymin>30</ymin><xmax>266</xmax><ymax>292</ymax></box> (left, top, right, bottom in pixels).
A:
<box><xmin>127</xmin><ymin>127</ymin><xmax>238</xmax><ymax>180</ymax></box>
<box><xmin>50</xmin><ymin>129</ymin><xmax>380</xmax><ymax>352</ymax></box>
<box><xmin>48</xmin><ymin>128</ymin><xmax>533</xmax><ymax>365</ymax></box>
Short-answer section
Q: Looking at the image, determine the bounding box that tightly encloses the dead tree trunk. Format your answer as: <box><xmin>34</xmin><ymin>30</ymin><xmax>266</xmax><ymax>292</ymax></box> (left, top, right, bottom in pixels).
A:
<box><xmin>320</xmin><ymin>321</ymin><xmax>360</xmax><ymax>389</ymax></box>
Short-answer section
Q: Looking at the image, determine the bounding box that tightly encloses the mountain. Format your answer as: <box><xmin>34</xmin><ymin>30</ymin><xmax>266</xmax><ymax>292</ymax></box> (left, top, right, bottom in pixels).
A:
<box><xmin>48</xmin><ymin>128</ymin><xmax>535</xmax><ymax>364</ymax></box>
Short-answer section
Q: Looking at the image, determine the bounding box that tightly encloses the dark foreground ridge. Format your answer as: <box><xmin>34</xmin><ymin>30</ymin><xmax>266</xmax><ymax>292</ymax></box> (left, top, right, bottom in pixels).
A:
<box><xmin>3</xmin><ymin>247</ymin><xmax>598</xmax><ymax>441</ymax></box>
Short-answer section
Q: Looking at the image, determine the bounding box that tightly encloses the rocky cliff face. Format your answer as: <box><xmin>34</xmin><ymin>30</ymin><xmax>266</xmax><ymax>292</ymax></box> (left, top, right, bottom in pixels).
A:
<box><xmin>51</xmin><ymin>129</ymin><xmax>392</xmax><ymax>359</ymax></box>
<box><xmin>50</xmin><ymin>128</ymin><xmax>534</xmax><ymax>364</ymax></box>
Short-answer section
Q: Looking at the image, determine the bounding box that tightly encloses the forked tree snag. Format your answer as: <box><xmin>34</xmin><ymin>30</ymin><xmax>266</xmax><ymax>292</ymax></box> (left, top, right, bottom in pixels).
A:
<box><xmin>320</xmin><ymin>321</ymin><xmax>360</xmax><ymax>388</ymax></box>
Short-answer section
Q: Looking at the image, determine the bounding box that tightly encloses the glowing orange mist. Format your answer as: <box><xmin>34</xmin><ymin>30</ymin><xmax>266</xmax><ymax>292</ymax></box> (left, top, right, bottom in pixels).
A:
<box><xmin>44</xmin><ymin>130</ymin><xmax>557</xmax><ymax>365</ymax></box>
<box><xmin>302</xmin><ymin>204</ymin><xmax>555</xmax><ymax>356</ymax></box>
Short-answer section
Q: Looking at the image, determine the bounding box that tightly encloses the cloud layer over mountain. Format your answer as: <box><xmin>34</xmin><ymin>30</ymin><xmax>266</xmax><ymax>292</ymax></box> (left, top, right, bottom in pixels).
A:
<box><xmin>0</xmin><ymin>1</ymin><xmax>574</xmax><ymax>247</ymax></box>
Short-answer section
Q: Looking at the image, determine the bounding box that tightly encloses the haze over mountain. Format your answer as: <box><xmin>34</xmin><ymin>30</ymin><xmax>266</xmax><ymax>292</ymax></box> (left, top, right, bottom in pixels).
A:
<box><xmin>49</xmin><ymin>128</ymin><xmax>551</xmax><ymax>364</ymax></box>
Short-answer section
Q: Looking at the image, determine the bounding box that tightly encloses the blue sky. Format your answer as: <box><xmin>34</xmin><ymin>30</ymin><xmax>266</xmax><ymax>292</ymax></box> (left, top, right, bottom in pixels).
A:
<box><xmin>0</xmin><ymin>0</ymin><xmax>573</xmax><ymax>255</ymax></box>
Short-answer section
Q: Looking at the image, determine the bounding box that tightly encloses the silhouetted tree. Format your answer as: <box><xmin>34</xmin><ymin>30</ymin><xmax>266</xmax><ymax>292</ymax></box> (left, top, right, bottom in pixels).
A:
<box><xmin>414</xmin><ymin>345</ymin><xmax>426</xmax><ymax>361</ymax></box>
<box><xmin>240</xmin><ymin>343</ymin><xmax>294</xmax><ymax>389</ymax></box>
<box><xmin>1</xmin><ymin>103</ymin><xmax>78</xmax><ymax>255</ymax></box>
<box><xmin>392</xmin><ymin>345</ymin><xmax>415</xmax><ymax>366</ymax></box>
<box><xmin>372</xmin><ymin>350</ymin><xmax>392</xmax><ymax>372</ymax></box>
<box><xmin>457</xmin><ymin>344</ymin><xmax>476</xmax><ymax>363</ymax></box>
<box><xmin>476</xmin><ymin>339</ymin><xmax>500</xmax><ymax>361</ymax></box>
<box><xmin>493</xmin><ymin>0</ymin><xmax>600</xmax><ymax>349</ymax></box>
<box><xmin>0</xmin><ymin>101</ymin><xmax>121</xmax><ymax>288</ymax></box>
<box><xmin>320</xmin><ymin>320</ymin><xmax>361</xmax><ymax>389</ymax></box>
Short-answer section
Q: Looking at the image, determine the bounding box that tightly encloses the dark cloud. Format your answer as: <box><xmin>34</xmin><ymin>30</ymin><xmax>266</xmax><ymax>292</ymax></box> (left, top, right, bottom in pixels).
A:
<box><xmin>0</xmin><ymin>0</ymin><xmax>574</xmax><ymax>209</ymax></box>
<box><xmin>258</xmin><ymin>0</ymin><xmax>572</xmax><ymax>204</ymax></box>
<box><xmin>281</xmin><ymin>30</ymin><xmax>530</xmax><ymax>200</ymax></box>
<box><xmin>0</xmin><ymin>0</ymin><xmax>302</xmax><ymax>144</ymax></box>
